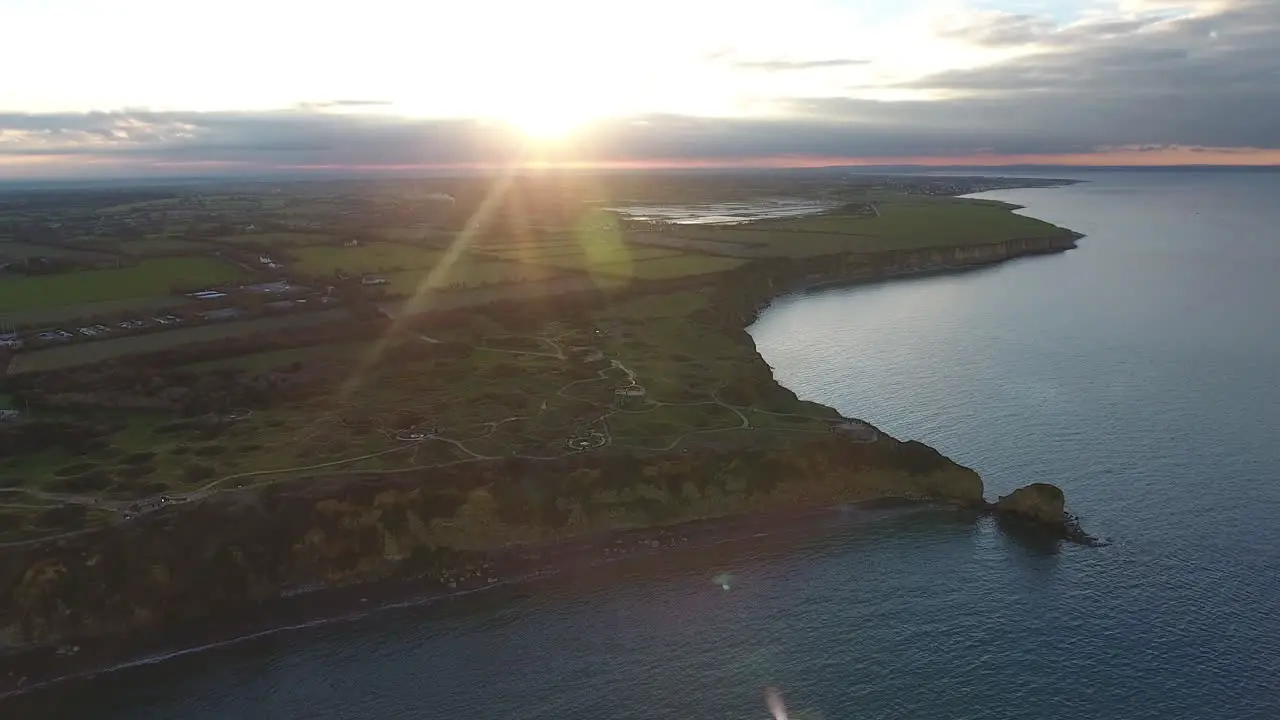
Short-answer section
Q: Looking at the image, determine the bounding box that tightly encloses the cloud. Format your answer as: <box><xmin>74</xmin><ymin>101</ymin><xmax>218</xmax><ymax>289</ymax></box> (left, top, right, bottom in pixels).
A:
<box><xmin>732</xmin><ymin>58</ymin><xmax>872</xmax><ymax>71</ymax></box>
<box><xmin>939</xmin><ymin>12</ymin><xmax>1057</xmax><ymax>46</ymax></box>
<box><xmin>1</xmin><ymin>0</ymin><xmax>1277</xmax><ymax>177</ymax></box>
<box><xmin>295</xmin><ymin>100</ymin><xmax>395</xmax><ymax>110</ymax></box>
<box><xmin>884</xmin><ymin>0</ymin><xmax>1280</xmax><ymax>148</ymax></box>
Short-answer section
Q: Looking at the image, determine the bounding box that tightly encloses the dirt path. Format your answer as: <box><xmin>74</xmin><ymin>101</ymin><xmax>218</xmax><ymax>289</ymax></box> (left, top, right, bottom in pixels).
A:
<box><xmin>0</xmin><ymin>331</ymin><xmax>814</xmax><ymax>547</ymax></box>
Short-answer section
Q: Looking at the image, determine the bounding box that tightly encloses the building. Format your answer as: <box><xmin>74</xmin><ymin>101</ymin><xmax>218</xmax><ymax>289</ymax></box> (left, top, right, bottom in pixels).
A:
<box><xmin>830</xmin><ymin>420</ymin><xmax>878</xmax><ymax>443</ymax></box>
<box><xmin>244</xmin><ymin>281</ymin><xmax>299</xmax><ymax>294</ymax></box>
<box><xmin>0</xmin><ymin>409</ymin><xmax>21</xmax><ymax>422</ymax></box>
<box><xmin>614</xmin><ymin>385</ymin><xmax>647</xmax><ymax>408</ymax></box>
<box><xmin>200</xmin><ymin>308</ymin><xmax>241</xmax><ymax>322</ymax></box>
<box><xmin>361</xmin><ymin>276</ymin><xmax>389</xmax><ymax>286</ymax></box>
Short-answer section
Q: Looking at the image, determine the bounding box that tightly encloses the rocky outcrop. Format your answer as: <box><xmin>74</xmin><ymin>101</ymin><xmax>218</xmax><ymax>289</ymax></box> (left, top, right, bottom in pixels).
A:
<box><xmin>996</xmin><ymin>483</ymin><xmax>1066</xmax><ymax>524</ymax></box>
<box><xmin>993</xmin><ymin>483</ymin><xmax>1095</xmax><ymax>544</ymax></box>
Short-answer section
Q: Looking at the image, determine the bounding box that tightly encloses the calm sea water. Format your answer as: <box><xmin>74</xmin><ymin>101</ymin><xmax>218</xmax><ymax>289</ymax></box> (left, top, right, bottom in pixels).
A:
<box><xmin>10</xmin><ymin>170</ymin><xmax>1280</xmax><ymax>719</ymax></box>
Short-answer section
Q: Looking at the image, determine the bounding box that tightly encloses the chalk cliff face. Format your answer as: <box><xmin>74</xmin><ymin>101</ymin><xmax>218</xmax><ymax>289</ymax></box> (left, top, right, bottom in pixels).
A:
<box><xmin>0</xmin><ymin>433</ymin><xmax>982</xmax><ymax>651</ymax></box>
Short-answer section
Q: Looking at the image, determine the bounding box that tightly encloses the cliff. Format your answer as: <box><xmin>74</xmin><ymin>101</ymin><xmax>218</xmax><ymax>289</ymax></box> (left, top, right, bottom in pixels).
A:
<box><xmin>786</xmin><ymin>235</ymin><xmax>1079</xmax><ymax>294</ymax></box>
<box><xmin>0</xmin><ymin>432</ymin><xmax>981</xmax><ymax>652</ymax></box>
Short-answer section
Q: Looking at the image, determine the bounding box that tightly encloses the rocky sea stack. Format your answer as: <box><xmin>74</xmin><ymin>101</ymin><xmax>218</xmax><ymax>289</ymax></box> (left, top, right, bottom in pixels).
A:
<box><xmin>993</xmin><ymin>483</ymin><xmax>1096</xmax><ymax>545</ymax></box>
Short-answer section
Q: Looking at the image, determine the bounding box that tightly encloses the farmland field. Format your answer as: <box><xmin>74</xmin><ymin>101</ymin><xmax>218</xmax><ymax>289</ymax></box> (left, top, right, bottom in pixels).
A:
<box><xmin>0</xmin><ymin>257</ymin><xmax>248</xmax><ymax>313</ymax></box>
<box><xmin>490</xmin><ymin>244</ymin><xmax>686</xmax><ymax>270</ymax></box>
<box><xmin>383</xmin><ymin>258</ymin><xmax>563</xmax><ymax>293</ymax></box>
<box><xmin>591</xmin><ymin>255</ymin><xmax>746</xmax><ymax>280</ymax></box>
<box><xmin>188</xmin><ymin>339</ymin><xmax>371</xmax><ymax>372</ymax></box>
<box><xmin>8</xmin><ymin>309</ymin><xmax>351</xmax><ymax>374</ymax></box>
<box><xmin>765</xmin><ymin>197</ymin><xmax>1065</xmax><ymax>241</ymax></box>
<box><xmin>215</xmin><ymin>232</ymin><xmax>335</xmax><ymax>247</ymax></box>
<box><xmin>97</xmin><ymin>197</ymin><xmax>184</xmax><ymax>214</ymax></box>
<box><xmin>0</xmin><ymin>241</ymin><xmax>118</xmax><ymax>262</ymax></box>
<box><xmin>662</xmin><ymin>197</ymin><xmax>1075</xmax><ymax>256</ymax></box>
<box><xmin>118</xmin><ymin>238</ymin><xmax>215</xmax><ymax>255</ymax></box>
<box><xmin>624</xmin><ymin>233</ymin><xmax>766</xmax><ymax>257</ymax></box>
<box><xmin>290</xmin><ymin>244</ymin><xmax>443</xmax><ymax>275</ymax></box>
<box><xmin>377</xmin><ymin>226</ymin><xmax>439</xmax><ymax>242</ymax></box>
<box><xmin>381</xmin><ymin>275</ymin><xmax>614</xmax><ymax>317</ymax></box>
<box><xmin>2</xmin><ymin>295</ymin><xmax>179</xmax><ymax>326</ymax></box>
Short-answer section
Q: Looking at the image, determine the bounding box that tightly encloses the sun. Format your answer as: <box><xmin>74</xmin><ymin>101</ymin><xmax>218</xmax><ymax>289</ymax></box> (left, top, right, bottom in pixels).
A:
<box><xmin>510</xmin><ymin>108</ymin><xmax>583</xmax><ymax>140</ymax></box>
<box><xmin>497</xmin><ymin>86</ymin><xmax>605</xmax><ymax>142</ymax></box>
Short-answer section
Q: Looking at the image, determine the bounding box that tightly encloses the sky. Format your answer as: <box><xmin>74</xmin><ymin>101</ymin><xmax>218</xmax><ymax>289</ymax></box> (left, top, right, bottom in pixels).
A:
<box><xmin>1</xmin><ymin>0</ymin><xmax>1278</xmax><ymax>177</ymax></box>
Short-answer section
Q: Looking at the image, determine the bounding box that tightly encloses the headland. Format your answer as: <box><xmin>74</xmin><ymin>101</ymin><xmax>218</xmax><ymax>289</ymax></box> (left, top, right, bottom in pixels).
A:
<box><xmin>0</xmin><ymin>172</ymin><xmax>1089</xmax><ymax>693</ymax></box>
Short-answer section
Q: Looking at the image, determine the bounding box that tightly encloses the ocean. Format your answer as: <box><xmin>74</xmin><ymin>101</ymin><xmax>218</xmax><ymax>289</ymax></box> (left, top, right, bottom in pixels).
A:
<box><xmin>9</xmin><ymin>169</ymin><xmax>1280</xmax><ymax>719</ymax></box>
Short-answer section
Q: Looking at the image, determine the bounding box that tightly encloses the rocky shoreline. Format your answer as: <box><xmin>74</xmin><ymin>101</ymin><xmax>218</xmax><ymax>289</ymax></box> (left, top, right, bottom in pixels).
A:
<box><xmin>0</xmin><ymin>231</ymin><xmax>1092</xmax><ymax>698</ymax></box>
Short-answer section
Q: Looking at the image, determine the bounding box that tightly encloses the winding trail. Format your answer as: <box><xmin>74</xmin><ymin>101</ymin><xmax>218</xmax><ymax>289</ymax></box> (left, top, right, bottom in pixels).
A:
<box><xmin>0</xmin><ymin>330</ymin><xmax>835</xmax><ymax>549</ymax></box>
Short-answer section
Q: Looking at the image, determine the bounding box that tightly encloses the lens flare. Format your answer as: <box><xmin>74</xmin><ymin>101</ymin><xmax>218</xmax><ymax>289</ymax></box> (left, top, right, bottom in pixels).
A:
<box><xmin>766</xmin><ymin>687</ymin><xmax>789</xmax><ymax>720</ymax></box>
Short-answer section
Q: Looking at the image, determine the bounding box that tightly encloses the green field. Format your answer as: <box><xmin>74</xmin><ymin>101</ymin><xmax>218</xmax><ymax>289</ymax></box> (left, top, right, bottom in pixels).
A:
<box><xmin>597</xmin><ymin>290</ymin><xmax>711</xmax><ymax>319</ymax></box>
<box><xmin>492</xmin><ymin>244</ymin><xmax>687</xmax><ymax>270</ymax></box>
<box><xmin>97</xmin><ymin>197</ymin><xmax>184</xmax><ymax>214</ymax></box>
<box><xmin>188</xmin><ymin>339</ymin><xmax>371</xmax><ymax>373</ymax></box>
<box><xmin>0</xmin><ymin>241</ymin><xmax>118</xmax><ymax>262</ymax></box>
<box><xmin>1</xmin><ymin>295</ymin><xmax>179</xmax><ymax>327</ymax></box>
<box><xmin>377</xmin><ymin>226</ymin><xmax>439</xmax><ymax>242</ymax></box>
<box><xmin>118</xmin><ymin>238</ymin><xmax>214</xmax><ymax>255</ymax></box>
<box><xmin>381</xmin><ymin>275</ymin><xmax>618</xmax><ymax>317</ymax></box>
<box><xmin>216</xmin><ymin>232</ymin><xmax>335</xmax><ymax>247</ymax></box>
<box><xmin>9</xmin><ymin>310</ymin><xmax>350</xmax><ymax>374</ymax></box>
<box><xmin>383</xmin><ymin>258</ymin><xmax>563</xmax><ymax>293</ymax></box>
<box><xmin>0</xmin><ymin>257</ymin><xmax>248</xmax><ymax>313</ymax></box>
<box><xmin>291</xmin><ymin>244</ymin><xmax>443</xmax><ymax>275</ymax></box>
<box><xmin>662</xmin><ymin>197</ymin><xmax>1073</xmax><ymax>257</ymax></box>
<box><xmin>592</xmin><ymin>255</ymin><xmax>746</xmax><ymax>280</ymax></box>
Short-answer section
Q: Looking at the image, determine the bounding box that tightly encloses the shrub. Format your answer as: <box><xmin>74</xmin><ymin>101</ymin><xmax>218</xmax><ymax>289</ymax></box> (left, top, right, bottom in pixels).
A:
<box><xmin>120</xmin><ymin>451</ymin><xmax>158</xmax><ymax>466</ymax></box>
<box><xmin>54</xmin><ymin>462</ymin><xmax>99</xmax><ymax>478</ymax></box>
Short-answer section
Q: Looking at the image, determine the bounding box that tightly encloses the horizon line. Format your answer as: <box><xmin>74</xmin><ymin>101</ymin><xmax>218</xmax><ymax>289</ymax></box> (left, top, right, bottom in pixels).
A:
<box><xmin>2</xmin><ymin>161</ymin><xmax>1277</xmax><ymax>187</ymax></box>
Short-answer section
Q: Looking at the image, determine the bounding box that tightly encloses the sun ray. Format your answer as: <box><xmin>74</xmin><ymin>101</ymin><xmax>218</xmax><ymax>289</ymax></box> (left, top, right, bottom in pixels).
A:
<box><xmin>335</xmin><ymin>165</ymin><xmax>521</xmax><ymax>404</ymax></box>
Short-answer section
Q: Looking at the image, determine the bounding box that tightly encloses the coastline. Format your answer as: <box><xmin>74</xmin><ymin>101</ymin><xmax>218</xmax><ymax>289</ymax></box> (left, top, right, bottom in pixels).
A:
<box><xmin>0</xmin><ymin>499</ymin><xmax>977</xmax><ymax>702</ymax></box>
<box><xmin>0</xmin><ymin>223</ymin><xmax>1086</xmax><ymax>699</ymax></box>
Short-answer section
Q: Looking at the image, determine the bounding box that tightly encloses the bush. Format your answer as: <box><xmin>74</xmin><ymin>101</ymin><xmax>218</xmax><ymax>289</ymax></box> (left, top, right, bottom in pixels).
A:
<box><xmin>182</xmin><ymin>463</ymin><xmax>217</xmax><ymax>483</ymax></box>
<box><xmin>154</xmin><ymin>418</ymin><xmax>202</xmax><ymax>435</ymax></box>
<box><xmin>115</xmin><ymin>463</ymin><xmax>157</xmax><ymax>480</ymax></box>
<box><xmin>121</xmin><ymin>451</ymin><xmax>158</xmax><ymax>466</ymax></box>
<box><xmin>39</xmin><ymin>504</ymin><xmax>88</xmax><ymax>530</ymax></box>
<box><xmin>138</xmin><ymin>480</ymin><xmax>169</xmax><ymax>495</ymax></box>
<box><xmin>54</xmin><ymin>462</ymin><xmax>99</xmax><ymax>478</ymax></box>
<box><xmin>49</xmin><ymin>469</ymin><xmax>111</xmax><ymax>493</ymax></box>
